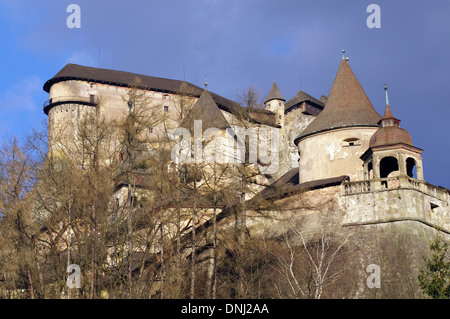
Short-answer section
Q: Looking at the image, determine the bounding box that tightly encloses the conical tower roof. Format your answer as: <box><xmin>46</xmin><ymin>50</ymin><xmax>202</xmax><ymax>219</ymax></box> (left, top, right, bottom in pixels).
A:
<box><xmin>296</xmin><ymin>59</ymin><xmax>382</xmax><ymax>142</ymax></box>
<box><xmin>265</xmin><ymin>81</ymin><xmax>285</xmax><ymax>104</ymax></box>
<box><xmin>180</xmin><ymin>90</ymin><xmax>231</xmax><ymax>133</ymax></box>
<box><xmin>383</xmin><ymin>104</ymin><xmax>395</xmax><ymax>120</ymax></box>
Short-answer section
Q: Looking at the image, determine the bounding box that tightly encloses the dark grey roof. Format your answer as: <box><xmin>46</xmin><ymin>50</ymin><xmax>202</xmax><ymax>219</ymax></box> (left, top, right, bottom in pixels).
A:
<box><xmin>180</xmin><ymin>90</ymin><xmax>231</xmax><ymax>133</ymax></box>
<box><xmin>44</xmin><ymin>63</ymin><xmax>202</xmax><ymax>95</ymax></box>
<box><xmin>265</xmin><ymin>81</ymin><xmax>285</xmax><ymax>103</ymax></box>
<box><xmin>295</xmin><ymin>59</ymin><xmax>382</xmax><ymax>143</ymax></box>
<box><xmin>285</xmin><ymin>90</ymin><xmax>325</xmax><ymax>112</ymax></box>
<box><xmin>43</xmin><ymin>63</ymin><xmax>279</xmax><ymax>127</ymax></box>
<box><xmin>256</xmin><ymin>168</ymin><xmax>349</xmax><ymax>201</ymax></box>
<box><xmin>44</xmin><ymin>64</ymin><xmax>239</xmax><ymax>112</ymax></box>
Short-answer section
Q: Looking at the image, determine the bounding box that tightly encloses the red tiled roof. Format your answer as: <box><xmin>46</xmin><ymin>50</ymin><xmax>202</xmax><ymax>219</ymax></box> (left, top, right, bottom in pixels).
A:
<box><xmin>369</xmin><ymin>126</ymin><xmax>413</xmax><ymax>148</ymax></box>
<box><xmin>370</xmin><ymin>104</ymin><xmax>413</xmax><ymax>148</ymax></box>
<box><xmin>296</xmin><ymin>59</ymin><xmax>382</xmax><ymax>143</ymax></box>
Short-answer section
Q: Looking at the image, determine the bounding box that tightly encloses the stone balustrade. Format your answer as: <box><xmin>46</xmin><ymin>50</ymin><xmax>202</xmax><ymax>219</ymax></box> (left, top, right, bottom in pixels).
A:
<box><xmin>342</xmin><ymin>176</ymin><xmax>449</xmax><ymax>201</ymax></box>
<box><xmin>343</xmin><ymin>180</ymin><xmax>372</xmax><ymax>194</ymax></box>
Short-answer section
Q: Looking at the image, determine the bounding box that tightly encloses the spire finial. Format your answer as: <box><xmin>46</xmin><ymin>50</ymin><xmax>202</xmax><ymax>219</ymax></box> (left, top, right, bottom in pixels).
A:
<box><xmin>384</xmin><ymin>84</ymin><xmax>389</xmax><ymax>106</ymax></box>
<box><xmin>204</xmin><ymin>74</ymin><xmax>208</xmax><ymax>90</ymax></box>
<box><xmin>342</xmin><ymin>49</ymin><xmax>346</xmax><ymax>59</ymax></box>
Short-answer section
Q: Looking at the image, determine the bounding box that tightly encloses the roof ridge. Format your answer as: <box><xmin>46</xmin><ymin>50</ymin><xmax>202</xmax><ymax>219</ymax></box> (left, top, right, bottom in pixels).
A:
<box><xmin>44</xmin><ymin>63</ymin><xmax>204</xmax><ymax>94</ymax></box>
<box><xmin>285</xmin><ymin>90</ymin><xmax>325</xmax><ymax>111</ymax></box>
<box><xmin>66</xmin><ymin>63</ymin><xmax>185</xmax><ymax>84</ymax></box>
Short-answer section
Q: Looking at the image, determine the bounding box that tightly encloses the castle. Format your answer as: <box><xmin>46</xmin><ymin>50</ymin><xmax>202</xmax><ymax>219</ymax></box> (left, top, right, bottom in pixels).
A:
<box><xmin>42</xmin><ymin>54</ymin><xmax>449</xmax><ymax>297</ymax></box>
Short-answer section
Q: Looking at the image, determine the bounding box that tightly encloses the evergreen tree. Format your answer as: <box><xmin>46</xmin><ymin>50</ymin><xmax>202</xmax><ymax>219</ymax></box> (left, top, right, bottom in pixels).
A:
<box><xmin>418</xmin><ymin>232</ymin><xmax>450</xmax><ymax>299</ymax></box>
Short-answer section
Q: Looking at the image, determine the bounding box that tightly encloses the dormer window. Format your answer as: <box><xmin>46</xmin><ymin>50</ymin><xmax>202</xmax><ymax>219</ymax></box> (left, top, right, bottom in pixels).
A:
<box><xmin>343</xmin><ymin>138</ymin><xmax>360</xmax><ymax>147</ymax></box>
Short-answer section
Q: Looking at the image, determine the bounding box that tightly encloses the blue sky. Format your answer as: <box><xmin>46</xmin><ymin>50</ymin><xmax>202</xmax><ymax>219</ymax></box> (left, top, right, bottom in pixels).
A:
<box><xmin>0</xmin><ymin>0</ymin><xmax>449</xmax><ymax>187</ymax></box>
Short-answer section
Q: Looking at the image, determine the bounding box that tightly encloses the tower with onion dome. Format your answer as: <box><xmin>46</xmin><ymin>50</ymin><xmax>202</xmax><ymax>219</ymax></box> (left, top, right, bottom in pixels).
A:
<box><xmin>360</xmin><ymin>84</ymin><xmax>424</xmax><ymax>183</ymax></box>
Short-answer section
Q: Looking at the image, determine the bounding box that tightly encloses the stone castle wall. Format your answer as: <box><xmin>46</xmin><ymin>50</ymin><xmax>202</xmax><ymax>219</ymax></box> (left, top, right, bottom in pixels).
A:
<box><xmin>341</xmin><ymin>181</ymin><xmax>449</xmax><ymax>232</ymax></box>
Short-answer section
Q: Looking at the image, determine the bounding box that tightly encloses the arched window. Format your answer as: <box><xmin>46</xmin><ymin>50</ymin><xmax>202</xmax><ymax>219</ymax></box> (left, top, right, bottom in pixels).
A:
<box><xmin>380</xmin><ymin>156</ymin><xmax>399</xmax><ymax>178</ymax></box>
<box><xmin>406</xmin><ymin>157</ymin><xmax>417</xmax><ymax>179</ymax></box>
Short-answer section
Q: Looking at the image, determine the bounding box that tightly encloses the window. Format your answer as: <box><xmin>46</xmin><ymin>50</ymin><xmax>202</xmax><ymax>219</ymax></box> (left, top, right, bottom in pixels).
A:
<box><xmin>164</xmin><ymin>106</ymin><xmax>169</xmax><ymax>112</ymax></box>
<box><xmin>406</xmin><ymin>157</ymin><xmax>417</xmax><ymax>178</ymax></box>
<box><xmin>149</xmin><ymin>127</ymin><xmax>153</xmax><ymax>134</ymax></box>
<box><xmin>343</xmin><ymin>138</ymin><xmax>360</xmax><ymax>147</ymax></box>
<box><xmin>380</xmin><ymin>156</ymin><xmax>399</xmax><ymax>178</ymax></box>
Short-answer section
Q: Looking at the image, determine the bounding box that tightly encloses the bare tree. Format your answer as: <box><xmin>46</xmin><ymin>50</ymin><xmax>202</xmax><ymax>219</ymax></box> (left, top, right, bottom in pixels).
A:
<box><xmin>268</xmin><ymin>213</ymin><xmax>351</xmax><ymax>299</ymax></box>
<box><xmin>0</xmin><ymin>137</ymin><xmax>41</xmax><ymax>298</ymax></box>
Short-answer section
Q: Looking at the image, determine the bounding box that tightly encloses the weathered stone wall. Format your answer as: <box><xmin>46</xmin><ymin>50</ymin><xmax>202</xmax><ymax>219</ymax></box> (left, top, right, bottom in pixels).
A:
<box><xmin>245</xmin><ymin>183</ymin><xmax>449</xmax><ymax>298</ymax></box>
<box><xmin>341</xmin><ymin>186</ymin><xmax>449</xmax><ymax>232</ymax></box>
<box><xmin>344</xmin><ymin>221</ymin><xmax>449</xmax><ymax>298</ymax></box>
<box><xmin>48</xmin><ymin>80</ymin><xmax>200</xmax><ymax>146</ymax></box>
<box><xmin>274</xmin><ymin>108</ymin><xmax>316</xmax><ymax>180</ymax></box>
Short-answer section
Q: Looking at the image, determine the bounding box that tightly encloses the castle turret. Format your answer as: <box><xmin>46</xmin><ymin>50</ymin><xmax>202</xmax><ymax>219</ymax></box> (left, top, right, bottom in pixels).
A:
<box><xmin>360</xmin><ymin>85</ymin><xmax>424</xmax><ymax>181</ymax></box>
<box><xmin>294</xmin><ymin>55</ymin><xmax>382</xmax><ymax>183</ymax></box>
<box><xmin>265</xmin><ymin>81</ymin><xmax>285</xmax><ymax>126</ymax></box>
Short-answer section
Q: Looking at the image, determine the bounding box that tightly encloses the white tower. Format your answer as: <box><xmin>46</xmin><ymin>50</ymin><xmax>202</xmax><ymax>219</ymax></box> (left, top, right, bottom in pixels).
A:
<box><xmin>265</xmin><ymin>81</ymin><xmax>285</xmax><ymax>127</ymax></box>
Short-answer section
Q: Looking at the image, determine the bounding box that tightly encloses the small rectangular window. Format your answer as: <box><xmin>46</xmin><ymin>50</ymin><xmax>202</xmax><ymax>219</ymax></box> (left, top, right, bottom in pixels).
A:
<box><xmin>164</xmin><ymin>106</ymin><xmax>169</xmax><ymax>112</ymax></box>
<box><xmin>149</xmin><ymin>127</ymin><xmax>153</xmax><ymax>133</ymax></box>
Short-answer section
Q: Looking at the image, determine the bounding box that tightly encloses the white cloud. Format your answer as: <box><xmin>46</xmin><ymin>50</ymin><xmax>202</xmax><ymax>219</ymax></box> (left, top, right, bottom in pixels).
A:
<box><xmin>0</xmin><ymin>75</ymin><xmax>43</xmax><ymax>112</ymax></box>
<box><xmin>68</xmin><ymin>51</ymin><xmax>96</xmax><ymax>67</ymax></box>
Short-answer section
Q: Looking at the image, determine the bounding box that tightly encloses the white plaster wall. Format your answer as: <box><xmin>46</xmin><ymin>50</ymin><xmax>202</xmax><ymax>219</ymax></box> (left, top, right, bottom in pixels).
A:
<box><xmin>298</xmin><ymin>127</ymin><xmax>378</xmax><ymax>183</ymax></box>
